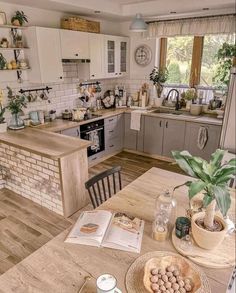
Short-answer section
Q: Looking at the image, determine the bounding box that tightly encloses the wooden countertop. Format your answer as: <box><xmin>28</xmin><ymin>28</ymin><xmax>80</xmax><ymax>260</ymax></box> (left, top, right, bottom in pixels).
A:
<box><xmin>0</xmin><ymin>168</ymin><xmax>233</xmax><ymax>292</ymax></box>
<box><xmin>0</xmin><ymin>128</ymin><xmax>91</xmax><ymax>159</ymax></box>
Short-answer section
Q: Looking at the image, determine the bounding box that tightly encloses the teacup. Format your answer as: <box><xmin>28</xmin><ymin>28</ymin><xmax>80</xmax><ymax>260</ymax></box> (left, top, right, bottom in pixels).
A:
<box><xmin>96</xmin><ymin>274</ymin><xmax>122</xmax><ymax>293</ymax></box>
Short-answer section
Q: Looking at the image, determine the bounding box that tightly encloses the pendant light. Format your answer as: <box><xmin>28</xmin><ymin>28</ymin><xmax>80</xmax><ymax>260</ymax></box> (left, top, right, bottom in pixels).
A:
<box><xmin>129</xmin><ymin>13</ymin><xmax>148</xmax><ymax>32</ymax></box>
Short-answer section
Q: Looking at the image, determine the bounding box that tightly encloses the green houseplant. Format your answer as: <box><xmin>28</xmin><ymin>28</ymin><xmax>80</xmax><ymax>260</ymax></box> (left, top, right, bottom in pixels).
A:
<box><xmin>0</xmin><ymin>88</ymin><xmax>7</xmax><ymax>133</ymax></box>
<box><xmin>11</xmin><ymin>11</ymin><xmax>28</xmax><ymax>26</ymax></box>
<box><xmin>172</xmin><ymin>149</ymin><xmax>236</xmax><ymax>249</ymax></box>
<box><xmin>150</xmin><ymin>67</ymin><xmax>169</xmax><ymax>98</ymax></box>
<box><xmin>7</xmin><ymin>86</ymin><xmax>27</xmax><ymax>130</ymax></box>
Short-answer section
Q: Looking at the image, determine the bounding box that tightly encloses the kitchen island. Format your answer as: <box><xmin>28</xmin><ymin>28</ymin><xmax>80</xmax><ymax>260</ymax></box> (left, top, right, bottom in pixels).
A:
<box><xmin>0</xmin><ymin>128</ymin><xmax>91</xmax><ymax>217</ymax></box>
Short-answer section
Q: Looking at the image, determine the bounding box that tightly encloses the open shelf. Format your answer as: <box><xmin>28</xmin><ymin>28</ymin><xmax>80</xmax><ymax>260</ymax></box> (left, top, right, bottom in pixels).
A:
<box><xmin>0</xmin><ymin>68</ymin><xmax>30</xmax><ymax>71</ymax></box>
<box><xmin>0</xmin><ymin>47</ymin><xmax>29</xmax><ymax>50</ymax></box>
<box><xmin>0</xmin><ymin>24</ymin><xmax>28</xmax><ymax>30</ymax></box>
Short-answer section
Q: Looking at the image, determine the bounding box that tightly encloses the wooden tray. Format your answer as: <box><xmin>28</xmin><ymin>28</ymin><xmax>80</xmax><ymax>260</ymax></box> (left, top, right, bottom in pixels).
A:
<box><xmin>125</xmin><ymin>251</ymin><xmax>211</xmax><ymax>293</ymax></box>
<box><xmin>172</xmin><ymin>229</ymin><xmax>235</xmax><ymax>269</ymax></box>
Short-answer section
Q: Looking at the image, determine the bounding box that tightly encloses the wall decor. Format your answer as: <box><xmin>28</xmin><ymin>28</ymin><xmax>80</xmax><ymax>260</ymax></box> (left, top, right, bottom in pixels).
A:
<box><xmin>0</xmin><ymin>12</ymin><xmax>7</xmax><ymax>25</ymax></box>
<box><xmin>134</xmin><ymin>45</ymin><xmax>152</xmax><ymax>66</ymax></box>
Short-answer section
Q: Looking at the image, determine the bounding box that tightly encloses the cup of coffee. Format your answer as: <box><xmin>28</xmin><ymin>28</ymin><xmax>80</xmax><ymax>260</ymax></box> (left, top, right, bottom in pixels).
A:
<box><xmin>96</xmin><ymin>274</ymin><xmax>122</xmax><ymax>293</ymax></box>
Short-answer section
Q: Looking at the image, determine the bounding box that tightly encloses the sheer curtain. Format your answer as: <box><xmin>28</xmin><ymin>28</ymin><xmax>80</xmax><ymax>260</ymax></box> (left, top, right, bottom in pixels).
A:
<box><xmin>147</xmin><ymin>15</ymin><xmax>236</xmax><ymax>38</ymax></box>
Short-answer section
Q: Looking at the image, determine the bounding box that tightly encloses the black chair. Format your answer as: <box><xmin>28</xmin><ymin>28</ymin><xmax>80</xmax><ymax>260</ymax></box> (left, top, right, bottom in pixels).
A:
<box><xmin>85</xmin><ymin>166</ymin><xmax>122</xmax><ymax>208</ymax></box>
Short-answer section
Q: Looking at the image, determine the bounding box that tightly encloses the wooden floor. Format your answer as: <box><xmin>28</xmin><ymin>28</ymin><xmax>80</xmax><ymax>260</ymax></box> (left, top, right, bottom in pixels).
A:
<box><xmin>0</xmin><ymin>151</ymin><xmax>182</xmax><ymax>275</ymax></box>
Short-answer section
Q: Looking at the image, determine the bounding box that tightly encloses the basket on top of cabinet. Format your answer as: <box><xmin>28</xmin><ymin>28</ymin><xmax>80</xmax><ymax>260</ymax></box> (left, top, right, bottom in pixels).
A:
<box><xmin>61</xmin><ymin>16</ymin><xmax>100</xmax><ymax>33</ymax></box>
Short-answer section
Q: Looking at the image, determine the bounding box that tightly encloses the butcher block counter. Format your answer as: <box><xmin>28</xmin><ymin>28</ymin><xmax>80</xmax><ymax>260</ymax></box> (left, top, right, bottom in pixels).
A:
<box><xmin>0</xmin><ymin>128</ymin><xmax>91</xmax><ymax>217</ymax></box>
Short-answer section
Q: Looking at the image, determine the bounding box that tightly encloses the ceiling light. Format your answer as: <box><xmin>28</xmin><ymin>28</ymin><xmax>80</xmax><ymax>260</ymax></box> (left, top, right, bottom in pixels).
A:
<box><xmin>129</xmin><ymin>13</ymin><xmax>148</xmax><ymax>32</ymax></box>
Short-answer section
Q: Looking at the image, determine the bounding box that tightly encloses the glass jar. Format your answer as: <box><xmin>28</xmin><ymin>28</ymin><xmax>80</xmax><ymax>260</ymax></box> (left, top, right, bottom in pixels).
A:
<box><xmin>155</xmin><ymin>189</ymin><xmax>177</xmax><ymax>228</ymax></box>
<box><xmin>8</xmin><ymin>113</ymin><xmax>24</xmax><ymax>130</ymax></box>
<box><xmin>152</xmin><ymin>210</ymin><xmax>169</xmax><ymax>241</ymax></box>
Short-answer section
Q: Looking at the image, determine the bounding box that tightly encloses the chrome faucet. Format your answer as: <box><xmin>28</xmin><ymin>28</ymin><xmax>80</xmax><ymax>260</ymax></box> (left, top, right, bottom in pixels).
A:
<box><xmin>167</xmin><ymin>89</ymin><xmax>180</xmax><ymax>110</ymax></box>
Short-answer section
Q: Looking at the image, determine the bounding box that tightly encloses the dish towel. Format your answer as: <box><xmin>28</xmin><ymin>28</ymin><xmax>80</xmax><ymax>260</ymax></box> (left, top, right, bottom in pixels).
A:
<box><xmin>89</xmin><ymin>130</ymin><xmax>100</xmax><ymax>151</ymax></box>
<box><xmin>197</xmin><ymin>126</ymin><xmax>208</xmax><ymax>150</ymax></box>
<box><xmin>130</xmin><ymin>110</ymin><xmax>145</xmax><ymax>131</ymax></box>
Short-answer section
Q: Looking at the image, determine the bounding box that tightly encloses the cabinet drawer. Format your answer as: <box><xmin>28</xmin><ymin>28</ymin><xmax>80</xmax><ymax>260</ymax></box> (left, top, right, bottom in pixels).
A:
<box><xmin>88</xmin><ymin>151</ymin><xmax>105</xmax><ymax>164</ymax></box>
<box><xmin>105</xmin><ymin>116</ymin><xmax>117</xmax><ymax>125</ymax></box>
<box><xmin>106</xmin><ymin>137</ymin><xmax>122</xmax><ymax>154</ymax></box>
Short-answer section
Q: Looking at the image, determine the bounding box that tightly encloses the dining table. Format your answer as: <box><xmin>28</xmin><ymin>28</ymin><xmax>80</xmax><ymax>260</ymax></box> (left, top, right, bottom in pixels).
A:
<box><xmin>0</xmin><ymin>167</ymin><xmax>234</xmax><ymax>293</ymax></box>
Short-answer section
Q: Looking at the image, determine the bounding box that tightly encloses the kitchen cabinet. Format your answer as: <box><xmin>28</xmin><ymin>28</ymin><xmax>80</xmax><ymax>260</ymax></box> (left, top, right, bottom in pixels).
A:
<box><xmin>162</xmin><ymin>119</ymin><xmax>186</xmax><ymax>157</ymax></box>
<box><xmin>144</xmin><ymin>116</ymin><xmax>164</xmax><ymax>155</ymax></box>
<box><xmin>124</xmin><ymin>113</ymin><xmax>144</xmax><ymax>151</ymax></box>
<box><xmin>60</xmin><ymin>30</ymin><xmax>89</xmax><ymax>59</ymax></box>
<box><xmin>25</xmin><ymin>27</ymin><xmax>64</xmax><ymax>83</ymax></box>
<box><xmin>89</xmin><ymin>33</ymin><xmax>104</xmax><ymax>79</ymax></box>
<box><xmin>104</xmin><ymin>35</ymin><xmax>129</xmax><ymax>78</ymax></box>
<box><xmin>184</xmin><ymin>122</ymin><xmax>221</xmax><ymax>160</ymax></box>
<box><xmin>105</xmin><ymin>114</ymin><xmax>124</xmax><ymax>155</ymax></box>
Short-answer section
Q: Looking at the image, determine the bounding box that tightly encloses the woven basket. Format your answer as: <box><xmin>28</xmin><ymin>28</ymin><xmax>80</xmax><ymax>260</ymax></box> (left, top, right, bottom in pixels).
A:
<box><xmin>61</xmin><ymin>17</ymin><xmax>100</xmax><ymax>33</ymax></box>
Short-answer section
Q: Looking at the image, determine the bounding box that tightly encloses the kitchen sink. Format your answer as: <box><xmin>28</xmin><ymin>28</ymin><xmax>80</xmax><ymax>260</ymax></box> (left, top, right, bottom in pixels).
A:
<box><xmin>150</xmin><ymin>109</ymin><xmax>198</xmax><ymax>119</ymax></box>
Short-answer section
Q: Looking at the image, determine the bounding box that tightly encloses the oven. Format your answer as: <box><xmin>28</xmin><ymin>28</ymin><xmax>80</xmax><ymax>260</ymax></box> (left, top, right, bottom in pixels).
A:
<box><xmin>80</xmin><ymin>119</ymin><xmax>105</xmax><ymax>157</ymax></box>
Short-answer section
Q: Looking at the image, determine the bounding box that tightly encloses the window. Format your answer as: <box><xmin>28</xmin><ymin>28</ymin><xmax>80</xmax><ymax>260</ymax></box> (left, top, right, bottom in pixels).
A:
<box><xmin>200</xmin><ymin>34</ymin><xmax>235</xmax><ymax>87</ymax></box>
<box><xmin>159</xmin><ymin>33</ymin><xmax>235</xmax><ymax>89</ymax></box>
<box><xmin>166</xmin><ymin>36</ymin><xmax>194</xmax><ymax>85</ymax></box>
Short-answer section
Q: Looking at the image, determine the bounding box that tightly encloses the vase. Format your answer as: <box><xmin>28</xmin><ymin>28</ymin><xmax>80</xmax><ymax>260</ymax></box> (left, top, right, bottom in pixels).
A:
<box><xmin>0</xmin><ymin>122</ymin><xmax>7</xmax><ymax>133</ymax></box>
<box><xmin>191</xmin><ymin>212</ymin><xmax>227</xmax><ymax>250</ymax></box>
<box><xmin>186</xmin><ymin>100</ymin><xmax>192</xmax><ymax>110</ymax></box>
<box><xmin>8</xmin><ymin>113</ymin><xmax>24</xmax><ymax>130</ymax></box>
<box><xmin>155</xmin><ymin>83</ymin><xmax>163</xmax><ymax>99</ymax></box>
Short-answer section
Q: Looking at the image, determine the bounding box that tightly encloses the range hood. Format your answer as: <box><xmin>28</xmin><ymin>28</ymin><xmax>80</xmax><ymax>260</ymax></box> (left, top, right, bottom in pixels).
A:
<box><xmin>62</xmin><ymin>59</ymin><xmax>90</xmax><ymax>63</ymax></box>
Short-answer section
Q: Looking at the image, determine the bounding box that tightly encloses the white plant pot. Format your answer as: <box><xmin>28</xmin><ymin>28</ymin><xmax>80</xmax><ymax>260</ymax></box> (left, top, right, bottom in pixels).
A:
<box><xmin>0</xmin><ymin>122</ymin><xmax>7</xmax><ymax>133</ymax></box>
<box><xmin>191</xmin><ymin>212</ymin><xmax>227</xmax><ymax>250</ymax></box>
<box><xmin>186</xmin><ymin>100</ymin><xmax>192</xmax><ymax>110</ymax></box>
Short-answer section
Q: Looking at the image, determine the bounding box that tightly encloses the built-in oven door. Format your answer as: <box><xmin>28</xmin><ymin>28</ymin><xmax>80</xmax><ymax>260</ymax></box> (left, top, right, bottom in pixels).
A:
<box><xmin>81</xmin><ymin>127</ymin><xmax>105</xmax><ymax>157</ymax></box>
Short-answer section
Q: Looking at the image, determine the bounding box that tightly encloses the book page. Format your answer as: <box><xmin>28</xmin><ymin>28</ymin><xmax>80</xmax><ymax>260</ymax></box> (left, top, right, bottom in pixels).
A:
<box><xmin>65</xmin><ymin>210</ymin><xmax>112</xmax><ymax>246</ymax></box>
<box><xmin>102</xmin><ymin>212</ymin><xmax>144</xmax><ymax>252</ymax></box>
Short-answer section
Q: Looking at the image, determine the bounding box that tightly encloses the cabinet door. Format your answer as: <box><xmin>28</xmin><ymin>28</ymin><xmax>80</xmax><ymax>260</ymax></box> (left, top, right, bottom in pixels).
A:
<box><xmin>162</xmin><ymin>119</ymin><xmax>186</xmax><ymax>158</ymax></box>
<box><xmin>137</xmin><ymin>116</ymin><xmax>145</xmax><ymax>152</ymax></box>
<box><xmin>89</xmin><ymin>33</ymin><xmax>104</xmax><ymax>79</ymax></box>
<box><xmin>184</xmin><ymin>123</ymin><xmax>221</xmax><ymax>160</ymax></box>
<box><xmin>26</xmin><ymin>27</ymin><xmax>63</xmax><ymax>83</ymax></box>
<box><xmin>104</xmin><ymin>36</ymin><xmax>117</xmax><ymax>78</ymax></box>
<box><xmin>105</xmin><ymin>114</ymin><xmax>124</xmax><ymax>155</ymax></box>
<box><xmin>124</xmin><ymin>113</ymin><xmax>137</xmax><ymax>150</ymax></box>
<box><xmin>119</xmin><ymin>37</ymin><xmax>129</xmax><ymax>77</ymax></box>
<box><xmin>60</xmin><ymin>30</ymin><xmax>89</xmax><ymax>59</ymax></box>
<box><xmin>144</xmin><ymin>116</ymin><xmax>164</xmax><ymax>155</ymax></box>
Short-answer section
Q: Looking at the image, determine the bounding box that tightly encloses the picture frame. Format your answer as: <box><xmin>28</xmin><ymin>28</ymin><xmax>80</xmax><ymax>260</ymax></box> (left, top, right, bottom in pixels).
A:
<box><xmin>0</xmin><ymin>12</ymin><xmax>7</xmax><ymax>25</ymax></box>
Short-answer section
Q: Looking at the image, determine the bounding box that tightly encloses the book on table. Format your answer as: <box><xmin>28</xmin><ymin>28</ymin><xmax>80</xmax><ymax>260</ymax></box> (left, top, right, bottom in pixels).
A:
<box><xmin>65</xmin><ymin>210</ymin><xmax>145</xmax><ymax>253</ymax></box>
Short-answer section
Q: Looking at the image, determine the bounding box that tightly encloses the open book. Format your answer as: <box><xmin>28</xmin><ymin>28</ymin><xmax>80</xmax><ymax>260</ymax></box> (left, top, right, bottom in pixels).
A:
<box><xmin>65</xmin><ymin>210</ymin><xmax>144</xmax><ymax>253</ymax></box>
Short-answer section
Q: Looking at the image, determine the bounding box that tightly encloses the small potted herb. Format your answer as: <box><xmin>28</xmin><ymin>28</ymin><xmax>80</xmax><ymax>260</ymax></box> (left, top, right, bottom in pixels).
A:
<box><xmin>7</xmin><ymin>86</ymin><xmax>27</xmax><ymax>130</ymax></box>
<box><xmin>0</xmin><ymin>88</ymin><xmax>7</xmax><ymax>133</ymax></box>
<box><xmin>172</xmin><ymin>149</ymin><xmax>236</xmax><ymax>250</ymax></box>
<box><xmin>181</xmin><ymin>89</ymin><xmax>197</xmax><ymax>110</ymax></box>
<box><xmin>150</xmin><ymin>67</ymin><xmax>168</xmax><ymax>98</ymax></box>
<box><xmin>11</xmin><ymin>11</ymin><xmax>28</xmax><ymax>26</ymax></box>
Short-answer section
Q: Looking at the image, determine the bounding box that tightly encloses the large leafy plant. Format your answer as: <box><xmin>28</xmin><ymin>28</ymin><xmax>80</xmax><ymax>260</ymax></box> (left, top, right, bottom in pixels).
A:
<box><xmin>172</xmin><ymin>149</ymin><xmax>236</xmax><ymax>230</ymax></box>
<box><xmin>150</xmin><ymin>67</ymin><xmax>169</xmax><ymax>86</ymax></box>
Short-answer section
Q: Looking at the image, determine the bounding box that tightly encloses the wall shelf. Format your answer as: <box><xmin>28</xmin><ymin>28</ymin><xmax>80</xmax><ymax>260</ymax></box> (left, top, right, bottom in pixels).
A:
<box><xmin>0</xmin><ymin>68</ymin><xmax>30</xmax><ymax>71</ymax></box>
<box><xmin>0</xmin><ymin>47</ymin><xmax>29</xmax><ymax>50</ymax></box>
<box><xmin>0</xmin><ymin>24</ymin><xmax>28</xmax><ymax>30</ymax></box>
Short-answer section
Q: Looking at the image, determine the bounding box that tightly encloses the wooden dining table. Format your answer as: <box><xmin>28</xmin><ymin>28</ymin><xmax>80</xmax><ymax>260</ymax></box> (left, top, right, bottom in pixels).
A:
<box><xmin>0</xmin><ymin>167</ymin><xmax>234</xmax><ymax>293</ymax></box>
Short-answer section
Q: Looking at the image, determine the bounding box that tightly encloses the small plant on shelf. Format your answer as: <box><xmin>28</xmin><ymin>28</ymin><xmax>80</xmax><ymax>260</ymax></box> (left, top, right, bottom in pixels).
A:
<box><xmin>11</xmin><ymin>11</ymin><xmax>28</xmax><ymax>26</ymax></box>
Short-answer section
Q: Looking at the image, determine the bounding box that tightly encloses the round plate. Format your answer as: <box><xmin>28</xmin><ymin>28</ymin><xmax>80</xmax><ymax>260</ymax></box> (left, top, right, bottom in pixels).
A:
<box><xmin>134</xmin><ymin>45</ymin><xmax>152</xmax><ymax>66</ymax></box>
<box><xmin>125</xmin><ymin>251</ymin><xmax>211</xmax><ymax>293</ymax></box>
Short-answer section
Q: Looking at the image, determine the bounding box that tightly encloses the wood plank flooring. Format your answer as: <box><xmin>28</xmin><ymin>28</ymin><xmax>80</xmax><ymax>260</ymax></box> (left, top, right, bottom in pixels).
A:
<box><xmin>0</xmin><ymin>151</ymin><xmax>183</xmax><ymax>275</ymax></box>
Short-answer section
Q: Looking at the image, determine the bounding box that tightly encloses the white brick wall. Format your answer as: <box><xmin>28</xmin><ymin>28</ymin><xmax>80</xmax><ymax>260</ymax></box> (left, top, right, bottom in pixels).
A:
<box><xmin>0</xmin><ymin>143</ymin><xmax>63</xmax><ymax>215</ymax></box>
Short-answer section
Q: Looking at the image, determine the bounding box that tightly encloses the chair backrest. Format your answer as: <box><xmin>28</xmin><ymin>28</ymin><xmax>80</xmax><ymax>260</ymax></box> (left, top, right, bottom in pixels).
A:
<box><xmin>85</xmin><ymin>166</ymin><xmax>122</xmax><ymax>208</ymax></box>
<box><xmin>222</xmin><ymin>152</ymin><xmax>236</xmax><ymax>189</ymax></box>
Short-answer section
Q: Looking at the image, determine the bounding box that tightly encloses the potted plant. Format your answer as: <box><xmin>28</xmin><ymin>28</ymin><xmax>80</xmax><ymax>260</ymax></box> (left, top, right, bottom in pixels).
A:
<box><xmin>7</xmin><ymin>86</ymin><xmax>27</xmax><ymax>130</ymax></box>
<box><xmin>11</xmin><ymin>11</ymin><xmax>28</xmax><ymax>26</ymax></box>
<box><xmin>150</xmin><ymin>67</ymin><xmax>168</xmax><ymax>98</ymax></box>
<box><xmin>181</xmin><ymin>88</ymin><xmax>197</xmax><ymax>110</ymax></box>
<box><xmin>0</xmin><ymin>88</ymin><xmax>7</xmax><ymax>133</ymax></box>
<box><xmin>172</xmin><ymin>149</ymin><xmax>236</xmax><ymax>250</ymax></box>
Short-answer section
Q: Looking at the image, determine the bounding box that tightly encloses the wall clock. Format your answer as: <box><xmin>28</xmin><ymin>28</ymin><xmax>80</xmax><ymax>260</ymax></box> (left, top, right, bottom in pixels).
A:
<box><xmin>134</xmin><ymin>45</ymin><xmax>152</xmax><ymax>66</ymax></box>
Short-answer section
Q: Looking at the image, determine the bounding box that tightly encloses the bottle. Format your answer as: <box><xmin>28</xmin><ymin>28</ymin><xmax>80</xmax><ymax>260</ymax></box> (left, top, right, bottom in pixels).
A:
<box><xmin>155</xmin><ymin>189</ymin><xmax>177</xmax><ymax>233</ymax></box>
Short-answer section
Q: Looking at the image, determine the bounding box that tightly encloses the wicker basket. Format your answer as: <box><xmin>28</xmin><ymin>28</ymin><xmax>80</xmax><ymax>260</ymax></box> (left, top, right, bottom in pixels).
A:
<box><xmin>61</xmin><ymin>17</ymin><xmax>100</xmax><ymax>33</ymax></box>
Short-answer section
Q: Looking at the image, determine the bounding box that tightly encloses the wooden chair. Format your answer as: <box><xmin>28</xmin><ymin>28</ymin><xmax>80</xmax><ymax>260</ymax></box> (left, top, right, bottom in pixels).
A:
<box><xmin>85</xmin><ymin>166</ymin><xmax>122</xmax><ymax>208</ymax></box>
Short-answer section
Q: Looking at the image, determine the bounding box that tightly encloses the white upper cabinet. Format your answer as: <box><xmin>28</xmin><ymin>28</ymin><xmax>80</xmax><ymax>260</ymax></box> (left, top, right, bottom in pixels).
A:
<box><xmin>60</xmin><ymin>30</ymin><xmax>89</xmax><ymax>59</ymax></box>
<box><xmin>104</xmin><ymin>35</ymin><xmax>129</xmax><ymax>78</ymax></box>
<box><xmin>89</xmin><ymin>33</ymin><xmax>104</xmax><ymax>79</ymax></box>
<box><xmin>25</xmin><ymin>27</ymin><xmax>63</xmax><ymax>83</ymax></box>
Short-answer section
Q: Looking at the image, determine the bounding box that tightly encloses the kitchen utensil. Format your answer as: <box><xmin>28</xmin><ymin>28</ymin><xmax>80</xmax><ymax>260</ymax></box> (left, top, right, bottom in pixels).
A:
<box><xmin>62</xmin><ymin>109</ymin><xmax>72</xmax><ymax>120</ymax></box>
